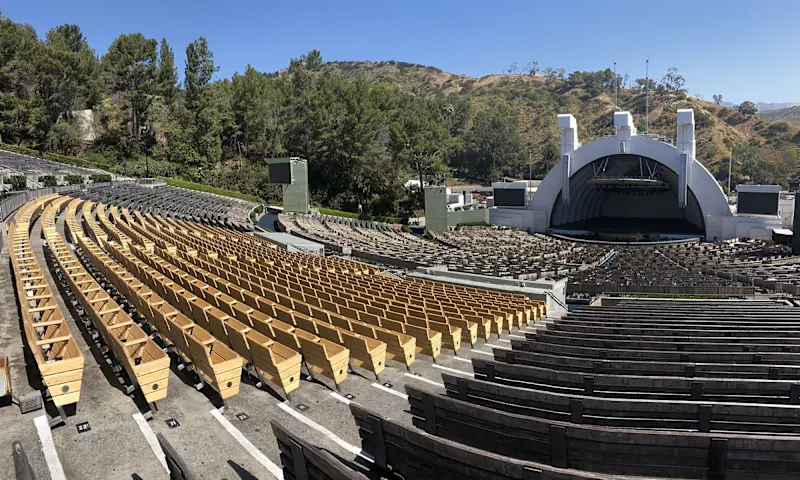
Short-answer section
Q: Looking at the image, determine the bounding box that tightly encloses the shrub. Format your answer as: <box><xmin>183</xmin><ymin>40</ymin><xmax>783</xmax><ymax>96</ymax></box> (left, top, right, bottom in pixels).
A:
<box><xmin>65</xmin><ymin>174</ymin><xmax>84</xmax><ymax>185</ymax></box>
<box><xmin>158</xmin><ymin>177</ymin><xmax>257</xmax><ymax>202</ymax></box>
<box><xmin>38</xmin><ymin>175</ymin><xmax>57</xmax><ymax>187</ymax></box>
<box><xmin>318</xmin><ymin>207</ymin><xmax>402</xmax><ymax>224</ymax></box>
<box><xmin>3</xmin><ymin>175</ymin><xmax>27</xmax><ymax>190</ymax></box>
<box><xmin>89</xmin><ymin>173</ymin><xmax>112</xmax><ymax>183</ymax></box>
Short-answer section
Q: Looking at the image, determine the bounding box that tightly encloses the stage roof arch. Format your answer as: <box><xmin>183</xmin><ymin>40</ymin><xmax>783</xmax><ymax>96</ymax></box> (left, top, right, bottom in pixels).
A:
<box><xmin>529</xmin><ymin>110</ymin><xmax>734</xmax><ymax>240</ymax></box>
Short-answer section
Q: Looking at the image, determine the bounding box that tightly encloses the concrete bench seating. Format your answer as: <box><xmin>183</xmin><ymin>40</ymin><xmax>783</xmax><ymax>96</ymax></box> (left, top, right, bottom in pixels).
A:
<box><xmin>404</xmin><ymin>384</ymin><xmax>800</xmax><ymax>479</ymax></box>
<box><xmin>472</xmin><ymin>359</ymin><xmax>800</xmax><ymax>404</ymax></box>
<box><xmin>7</xmin><ymin>196</ymin><xmax>84</xmax><ymax>407</ymax></box>
<box><xmin>48</xmin><ymin>198</ymin><xmax>169</xmax><ymax>403</ymax></box>
<box><xmin>441</xmin><ymin>372</ymin><xmax>800</xmax><ymax>434</ymax></box>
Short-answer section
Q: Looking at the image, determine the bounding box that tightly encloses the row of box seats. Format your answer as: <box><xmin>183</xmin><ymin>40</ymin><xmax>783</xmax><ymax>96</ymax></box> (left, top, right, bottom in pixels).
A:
<box><xmin>6</xmin><ymin>195</ymin><xmax>84</xmax><ymax>407</ymax></box>
<box><xmin>76</xmin><ymin>200</ymin><xmax>539</xmax><ymax>396</ymax></box>
<box><xmin>72</xmin><ymin>183</ymin><xmax>255</xmax><ymax>232</ymax></box>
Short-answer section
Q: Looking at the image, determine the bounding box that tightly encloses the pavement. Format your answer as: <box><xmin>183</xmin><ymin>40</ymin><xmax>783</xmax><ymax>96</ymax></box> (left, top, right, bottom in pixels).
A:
<box><xmin>0</xmin><ymin>210</ymin><xmax>533</xmax><ymax>480</ymax></box>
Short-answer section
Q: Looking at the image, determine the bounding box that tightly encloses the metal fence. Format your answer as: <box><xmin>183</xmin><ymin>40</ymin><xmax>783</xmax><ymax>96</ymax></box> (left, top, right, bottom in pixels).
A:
<box><xmin>0</xmin><ymin>181</ymin><xmax>132</xmax><ymax>222</ymax></box>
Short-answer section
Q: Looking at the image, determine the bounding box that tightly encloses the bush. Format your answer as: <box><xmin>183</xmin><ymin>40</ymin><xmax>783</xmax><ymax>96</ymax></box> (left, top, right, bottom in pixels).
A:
<box><xmin>318</xmin><ymin>208</ymin><xmax>402</xmax><ymax>224</ymax></box>
<box><xmin>38</xmin><ymin>175</ymin><xmax>57</xmax><ymax>187</ymax></box>
<box><xmin>89</xmin><ymin>173</ymin><xmax>112</xmax><ymax>183</ymax></box>
<box><xmin>3</xmin><ymin>175</ymin><xmax>27</xmax><ymax>190</ymax></box>
<box><xmin>457</xmin><ymin>221</ymin><xmax>492</xmax><ymax>227</ymax></box>
<box><xmin>158</xmin><ymin>177</ymin><xmax>257</xmax><ymax>202</ymax></box>
<box><xmin>65</xmin><ymin>174</ymin><xmax>84</xmax><ymax>185</ymax></box>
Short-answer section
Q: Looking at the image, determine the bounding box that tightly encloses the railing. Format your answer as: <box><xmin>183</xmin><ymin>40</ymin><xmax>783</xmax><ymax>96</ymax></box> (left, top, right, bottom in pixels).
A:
<box><xmin>0</xmin><ymin>181</ymin><xmax>134</xmax><ymax>222</ymax></box>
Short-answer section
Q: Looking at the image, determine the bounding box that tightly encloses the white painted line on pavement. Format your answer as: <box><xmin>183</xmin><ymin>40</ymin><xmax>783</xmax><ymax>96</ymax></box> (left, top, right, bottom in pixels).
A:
<box><xmin>471</xmin><ymin>349</ymin><xmax>494</xmax><ymax>356</ymax></box>
<box><xmin>371</xmin><ymin>383</ymin><xmax>409</xmax><ymax>399</ymax></box>
<box><xmin>330</xmin><ymin>392</ymin><xmax>351</xmax><ymax>404</ymax></box>
<box><xmin>453</xmin><ymin>356</ymin><xmax>472</xmax><ymax>363</ymax></box>
<box><xmin>496</xmin><ymin>338</ymin><xmax>511</xmax><ymax>343</ymax></box>
<box><xmin>277</xmin><ymin>402</ymin><xmax>373</xmax><ymax>463</ymax></box>
<box><xmin>210</xmin><ymin>409</ymin><xmax>284</xmax><ymax>479</ymax></box>
<box><xmin>432</xmin><ymin>364</ymin><xmax>474</xmax><ymax>377</ymax></box>
<box><xmin>34</xmin><ymin>415</ymin><xmax>66</xmax><ymax>480</ymax></box>
<box><xmin>132</xmin><ymin>412</ymin><xmax>169</xmax><ymax>474</ymax></box>
<box><xmin>404</xmin><ymin>373</ymin><xmax>445</xmax><ymax>387</ymax></box>
<box><xmin>508</xmin><ymin>334</ymin><xmax>526</xmax><ymax>339</ymax></box>
<box><xmin>487</xmin><ymin>343</ymin><xmax>511</xmax><ymax>351</ymax></box>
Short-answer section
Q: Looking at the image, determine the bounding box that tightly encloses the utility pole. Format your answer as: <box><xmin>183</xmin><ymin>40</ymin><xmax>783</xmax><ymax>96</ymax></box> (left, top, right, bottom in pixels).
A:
<box><xmin>727</xmin><ymin>148</ymin><xmax>733</xmax><ymax>197</ymax></box>
<box><xmin>645</xmin><ymin>58</ymin><xmax>650</xmax><ymax>135</ymax></box>
<box><xmin>613</xmin><ymin>60</ymin><xmax>618</xmax><ymax>112</ymax></box>
<box><xmin>528</xmin><ymin>150</ymin><xmax>532</xmax><ymax>182</ymax></box>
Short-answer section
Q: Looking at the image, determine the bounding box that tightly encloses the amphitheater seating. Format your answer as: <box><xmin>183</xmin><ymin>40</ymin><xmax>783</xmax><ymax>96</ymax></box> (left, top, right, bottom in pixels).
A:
<box><xmin>43</xmin><ymin>197</ymin><xmax>170</xmax><ymax>404</ymax></box>
<box><xmin>72</xmin><ymin>183</ymin><xmax>255</xmax><ymax>231</ymax></box>
<box><xmin>270</xmin><ymin>421</ymin><xmax>370</xmax><ymax>480</ymax></box>
<box><xmin>344</xmin><ymin>298</ymin><xmax>800</xmax><ymax>479</ymax></box>
<box><xmin>69</xmin><ymin>198</ymin><xmax>244</xmax><ymax>400</ymax></box>
<box><xmin>0</xmin><ymin>149</ymin><xmax>103</xmax><ymax>178</ymax></box>
<box><xmin>280</xmin><ymin>214</ymin><xmax>606</xmax><ymax>278</ymax></box>
<box><xmin>6</xmin><ymin>195</ymin><xmax>84</xmax><ymax>407</ymax></box>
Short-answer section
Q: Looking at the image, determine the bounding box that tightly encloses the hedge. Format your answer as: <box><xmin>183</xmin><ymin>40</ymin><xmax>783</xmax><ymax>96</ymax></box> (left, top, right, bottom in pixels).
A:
<box><xmin>158</xmin><ymin>177</ymin><xmax>258</xmax><ymax>202</ymax></box>
<box><xmin>3</xmin><ymin>175</ymin><xmax>27</xmax><ymax>190</ymax></box>
<box><xmin>65</xmin><ymin>174</ymin><xmax>84</xmax><ymax>185</ymax></box>
<box><xmin>318</xmin><ymin>208</ymin><xmax>401</xmax><ymax>224</ymax></box>
<box><xmin>89</xmin><ymin>173</ymin><xmax>112</xmax><ymax>183</ymax></box>
<box><xmin>38</xmin><ymin>175</ymin><xmax>57</xmax><ymax>187</ymax></box>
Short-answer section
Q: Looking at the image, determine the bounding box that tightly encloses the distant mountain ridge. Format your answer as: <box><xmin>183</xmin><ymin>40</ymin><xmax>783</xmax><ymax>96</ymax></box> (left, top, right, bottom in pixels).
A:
<box><xmin>721</xmin><ymin>101</ymin><xmax>800</xmax><ymax>111</ymax></box>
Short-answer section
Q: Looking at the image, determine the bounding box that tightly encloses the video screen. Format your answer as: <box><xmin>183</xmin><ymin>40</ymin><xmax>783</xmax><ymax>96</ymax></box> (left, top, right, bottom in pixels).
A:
<box><xmin>738</xmin><ymin>192</ymin><xmax>778</xmax><ymax>215</ymax></box>
<box><xmin>493</xmin><ymin>188</ymin><xmax>526</xmax><ymax>207</ymax></box>
<box><xmin>268</xmin><ymin>162</ymin><xmax>292</xmax><ymax>184</ymax></box>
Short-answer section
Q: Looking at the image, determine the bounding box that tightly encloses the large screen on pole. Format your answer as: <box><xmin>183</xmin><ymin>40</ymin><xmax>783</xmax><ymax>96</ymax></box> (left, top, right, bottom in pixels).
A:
<box><xmin>493</xmin><ymin>188</ymin><xmax>526</xmax><ymax>207</ymax></box>
<box><xmin>268</xmin><ymin>162</ymin><xmax>292</xmax><ymax>184</ymax></box>
<box><xmin>738</xmin><ymin>192</ymin><xmax>779</xmax><ymax>215</ymax></box>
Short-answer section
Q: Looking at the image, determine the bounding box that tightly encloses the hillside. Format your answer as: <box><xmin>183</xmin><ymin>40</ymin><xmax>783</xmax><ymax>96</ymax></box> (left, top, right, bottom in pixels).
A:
<box><xmin>759</xmin><ymin>106</ymin><xmax>800</xmax><ymax>126</ymax></box>
<box><xmin>325</xmin><ymin>61</ymin><xmax>800</xmax><ymax>183</ymax></box>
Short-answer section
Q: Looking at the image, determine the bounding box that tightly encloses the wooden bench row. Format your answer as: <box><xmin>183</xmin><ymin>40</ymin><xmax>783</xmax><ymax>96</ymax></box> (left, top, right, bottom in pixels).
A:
<box><xmin>493</xmin><ymin>347</ymin><xmax>800</xmax><ymax>380</ymax></box>
<box><xmin>525</xmin><ymin>330</ymin><xmax>800</xmax><ymax>353</ymax></box>
<box><xmin>46</xmin><ymin>198</ymin><xmax>170</xmax><ymax>404</ymax></box>
<box><xmin>442</xmin><ymin>372</ymin><xmax>800</xmax><ymax>434</ymax></box>
<box><xmin>405</xmin><ymin>384</ymin><xmax>800</xmax><ymax>479</ymax></box>
<box><xmin>511</xmin><ymin>337</ymin><xmax>800</xmax><ymax>365</ymax></box>
<box><xmin>350</xmin><ymin>402</ymin><xmax>636</xmax><ymax>480</ymax></box>
<box><xmin>7</xmin><ymin>196</ymin><xmax>84</xmax><ymax>407</ymax></box>
<box><xmin>270</xmin><ymin>420</ymin><xmax>370</xmax><ymax>480</ymax></box>
<box><xmin>471</xmin><ymin>358</ymin><xmax>800</xmax><ymax>404</ymax></box>
<box><xmin>69</xmin><ymin>199</ymin><xmax>244</xmax><ymax>399</ymax></box>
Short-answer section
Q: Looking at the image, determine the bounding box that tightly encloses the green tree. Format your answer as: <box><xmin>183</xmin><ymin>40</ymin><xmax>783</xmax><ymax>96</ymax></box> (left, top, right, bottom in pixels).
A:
<box><xmin>712</xmin><ymin>94</ymin><xmax>723</xmax><ymax>105</ymax></box>
<box><xmin>0</xmin><ymin>15</ymin><xmax>44</xmax><ymax>144</ymax></box>
<box><xmin>156</xmin><ymin>38</ymin><xmax>177</xmax><ymax>102</ymax></box>
<box><xmin>44</xmin><ymin>117</ymin><xmax>82</xmax><ymax>155</ymax></box>
<box><xmin>101</xmin><ymin>33</ymin><xmax>158</xmax><ymax>153</ymax></box>
<box><xmin>463</xmin><ymin>106</ymin><xmax>524</xmax><ymax>181</ymax></box>
<box><xmin>184</xmin><ymin>36</ymin><xmax>217</xmax><ymax>109</ymax></box>
<box><xmin>737</xmin><ymin>101</ymin><xmax>758</xmax><ymax>116</ymax></box>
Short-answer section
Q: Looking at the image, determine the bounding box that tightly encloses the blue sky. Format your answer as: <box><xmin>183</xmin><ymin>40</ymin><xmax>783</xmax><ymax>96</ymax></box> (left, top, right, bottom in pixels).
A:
<box><xmin>3</xmin><ymin>0</ymin><xmax>798</xmax><ymax>104</ymax></box>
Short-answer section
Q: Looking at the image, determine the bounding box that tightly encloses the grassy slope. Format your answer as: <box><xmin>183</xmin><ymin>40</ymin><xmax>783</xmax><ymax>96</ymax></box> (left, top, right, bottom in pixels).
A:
<box><xmin>759</xmin><ymin>106</ymin><xmax>800</xmax><ymax>126</ymax></box>
<box><xmin>325</xmin><ymin>61</ymin><xmax>800</xmax><ymax>176</ymax></box>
